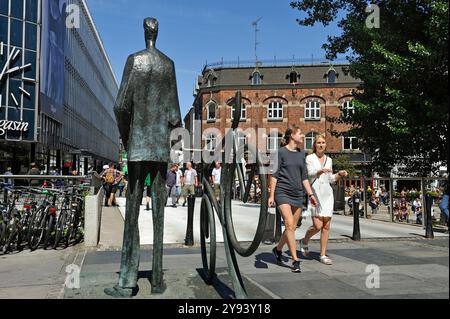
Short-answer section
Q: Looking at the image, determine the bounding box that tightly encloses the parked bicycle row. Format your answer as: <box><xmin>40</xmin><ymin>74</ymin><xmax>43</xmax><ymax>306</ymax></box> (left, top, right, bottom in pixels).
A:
<box><xmin>0</xmin><ymin>184</ymin><xmax>89</xmax><ymax>254</ymax></box>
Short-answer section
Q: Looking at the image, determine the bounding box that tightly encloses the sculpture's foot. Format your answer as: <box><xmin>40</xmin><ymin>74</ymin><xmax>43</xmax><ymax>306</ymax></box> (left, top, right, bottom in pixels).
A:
<box><xmin>151</xmin><ymin>281</ymin><xmax>166</xmax><ymax>294</ymax></box>
<box><xmin>104</xmin><ymin>284</ymin><xmax>134</xmax><ymax>298</ymax></box>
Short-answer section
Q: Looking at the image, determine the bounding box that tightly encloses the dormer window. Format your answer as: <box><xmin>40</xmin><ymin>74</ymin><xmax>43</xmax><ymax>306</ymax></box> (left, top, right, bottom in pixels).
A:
<box><xmin>207</xmin><ymin>74</ymin><xmax>216</xmax><ymax>87</ymax></box>
<box><xmin>287</xmin><ymin>71</ymin><xmax>299</xmax><ymax>84</ymax></box>
<box><xmin>328</xmin><ymin>70</ymin><xmax>336</xmax><ymax>83</ymax></box>
<box><xmin>325</xmin><ymin>67</ymin><xmax>338</xmax><ymax>84</ymax></box>
<box><xmin>204</xmin><ymin>70</ymin><xmax>218</xmax><ymax>87</ymax></box>
<box><xmin>250</xmin><ymin>70</ymin><xmax>262</xmax><ymax>85</ymax></box>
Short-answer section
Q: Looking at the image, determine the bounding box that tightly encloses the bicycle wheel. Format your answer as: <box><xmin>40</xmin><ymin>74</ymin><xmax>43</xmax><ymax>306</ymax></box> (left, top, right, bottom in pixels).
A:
<box><xmin>53</xmin><ymin>210</ymin><xmax>67</xmax><ymax>249</ymax></box>
<box><xmin>3</xmin><ymin>218</ymin><xmax>18</xmax><ymax>254</ymax></box>
<box><xmin>64</xmin><ymin>211</ymin><xmax>78</xmax><ymax>248</ymax></box>
<box><xmin>28</xmin><ymin>209</ymin><xmax>45</xmax><ymax>251</ymax></box>
<box><xmin>18</xmin><ymin>210</ymin><xmax>32</xmax><ymax>250</ymax></box>
<box><xmin>43</xmin><ymin>215</ymin><xmax>55</xmax><ymax>250</ymax></box>
<box><xmin>72</xmin><ymin>208</ymin><xmax>84</xmax><ymax>245</ymax></box>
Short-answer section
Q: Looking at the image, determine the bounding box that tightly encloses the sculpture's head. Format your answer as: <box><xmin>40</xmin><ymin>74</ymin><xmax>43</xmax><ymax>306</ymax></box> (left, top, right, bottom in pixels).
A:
<box><xmin>144</xmin><ymin>17</ymin><xmax>159</xmax><ymax>47</ymax></box>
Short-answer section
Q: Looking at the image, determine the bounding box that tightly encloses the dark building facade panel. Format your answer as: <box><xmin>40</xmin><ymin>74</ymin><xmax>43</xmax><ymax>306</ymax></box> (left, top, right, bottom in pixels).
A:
<box><xmin>0</xmin><ymin>0</ymin><xmax>119</xmax><ymax>174</ymax></box>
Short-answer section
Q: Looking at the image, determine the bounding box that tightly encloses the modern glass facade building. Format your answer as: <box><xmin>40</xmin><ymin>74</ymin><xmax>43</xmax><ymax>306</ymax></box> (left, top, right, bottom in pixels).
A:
<box><xmin>0</xmin><ymin>0</ymin><xmax>119</xmax><ymax>175</ymax></box>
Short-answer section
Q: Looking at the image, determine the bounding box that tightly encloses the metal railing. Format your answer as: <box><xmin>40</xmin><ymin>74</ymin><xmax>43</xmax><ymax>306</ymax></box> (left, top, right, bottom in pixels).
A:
<box><xmin>204</xmin><ymin>57</ymin><xmax>350</xmax><ymax>70</ymax></box>
<box><xmin>338</xmin><ymin>176</ymin><xmax>448</xmax><ymax>236</ymax></box>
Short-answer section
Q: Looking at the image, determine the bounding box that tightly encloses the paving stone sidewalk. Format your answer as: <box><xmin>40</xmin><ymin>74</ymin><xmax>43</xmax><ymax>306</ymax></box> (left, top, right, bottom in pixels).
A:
<box><xmin>64</xmin><ymin>238</ymin><xmax>449</xmax><ymax>299</ymax></box>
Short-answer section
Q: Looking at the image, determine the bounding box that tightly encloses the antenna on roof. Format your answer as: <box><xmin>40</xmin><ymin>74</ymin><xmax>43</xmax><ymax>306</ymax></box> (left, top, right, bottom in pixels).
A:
<box><xmin>252</xmin><ymin>17</ymin><xmax>262</xmax><ymax>64</ymax></box>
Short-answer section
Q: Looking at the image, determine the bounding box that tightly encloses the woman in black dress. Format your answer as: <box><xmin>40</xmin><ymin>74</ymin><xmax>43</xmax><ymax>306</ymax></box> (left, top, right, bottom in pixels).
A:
<box><xmin>268</xmin><ymin>125</ymin><xmax>317</xmax><ymax>272</ymax></box>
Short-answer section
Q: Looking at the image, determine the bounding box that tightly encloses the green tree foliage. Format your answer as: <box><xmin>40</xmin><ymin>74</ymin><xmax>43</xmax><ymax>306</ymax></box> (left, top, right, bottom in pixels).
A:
<box><xmin>332</xmin><ymin>155</ymin><xmax>357</xmax><ymax>176</ymax></box>
<box><xmin>291</xmin><ymin>0</ymin><xmax>448</xmax><ymax>176</ymax></box>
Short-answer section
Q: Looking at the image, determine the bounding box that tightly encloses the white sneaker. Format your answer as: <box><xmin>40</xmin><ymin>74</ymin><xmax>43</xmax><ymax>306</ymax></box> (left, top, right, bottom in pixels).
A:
<box><xmin>320</xmin><ymin>255</ymin><xmax>333</xmax><ymax>265</ymax></box>
<box><xmin>299</xmin><ymin>239</ymin><xmax>309</xmax><ymax>257</ymax></box>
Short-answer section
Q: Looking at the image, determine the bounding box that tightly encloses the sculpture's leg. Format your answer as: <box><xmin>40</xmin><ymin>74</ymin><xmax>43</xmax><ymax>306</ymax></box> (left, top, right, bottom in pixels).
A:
<box><xmin>105</xmin><ymin>161</ymin><xmax>146</xmax><ymax>298</ymax></box>
<box><xmin>150</xmin><ymin>163</ymin><xmax>168</xmax><ymax>294</ymax></box>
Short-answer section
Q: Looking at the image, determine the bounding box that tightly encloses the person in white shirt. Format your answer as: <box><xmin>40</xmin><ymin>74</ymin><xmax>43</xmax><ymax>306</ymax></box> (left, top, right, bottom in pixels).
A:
<box><xmin>211</xmin><ymin>162</ymin><xmax>222</xmax><ymax>200</ymax></box>
<box><xmin>182</xmin><ymin>162</ymin><xmax>198</xmax><ymax>207</ymax></box>
<box><xmin>413</xmin><ymin>198</ymin><xmax>422</xmax><ymax>224</ymax></box>
<box><xmin>300</xmin><ymin>134</ymin><xmax>348</xmax><ymax>266</ymax></box>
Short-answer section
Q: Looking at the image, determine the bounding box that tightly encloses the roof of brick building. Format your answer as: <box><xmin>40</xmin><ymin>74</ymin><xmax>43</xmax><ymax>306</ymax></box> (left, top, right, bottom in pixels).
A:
<box><xmin>199</xmin><ymin>64</ymin><xmax>361</xmax><ymax>88</ymax></box>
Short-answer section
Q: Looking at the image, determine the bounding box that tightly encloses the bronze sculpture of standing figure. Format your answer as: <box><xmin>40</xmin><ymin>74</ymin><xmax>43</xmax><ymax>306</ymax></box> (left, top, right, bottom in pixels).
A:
<box><xmin>105</xmin><ymin>18</ymin><xmax>181</xmax><ymax>297</ymax></box>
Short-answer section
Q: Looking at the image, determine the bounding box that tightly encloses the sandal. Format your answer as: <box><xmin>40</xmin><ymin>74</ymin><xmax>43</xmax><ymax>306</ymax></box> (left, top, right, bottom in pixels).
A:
<box><xmin>320</xmin><ymin>255</ymin><xmax>333</xmax><ymax>265</ymax></box>
<box><xmin>299</xmin><ymin>239</ymin><xmax>309</xmax><ymax>257</ymax></box>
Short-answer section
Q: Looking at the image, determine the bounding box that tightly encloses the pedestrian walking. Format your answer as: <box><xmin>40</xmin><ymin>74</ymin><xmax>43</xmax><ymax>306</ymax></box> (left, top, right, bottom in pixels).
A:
<box><xmin>211</xmin><ymin>161</ymin><xmax>222</xmax><ymax>201</ymax></box>
<box><xmin>413</xmin><ymin>197</ymin><xmax>423</xmax><ymax>224</ymax></box>
<box><xmin>52</xmin><ymin>167</ymin><xmax>64</xmax><ymax>189</ymax></box>
<box><xmin>3</xmin><ymin>167</ymin><xmax>14</xmax><ymax>187</ymax></box>
<box><xmin>300</xmin><ymin>134</ymin><xmax>348</xmax><ymax>265</ymax></box>
<box><xmin>268</xmin><ymin>125</ymin><xmax>317</xmax><ymax>273</ymax></box>
<box><xmin>100</xmin><ymin>163</ymin><xmax>123</xmax><ymax>207</ymax></box>
<box><xmin>166</xmin><ymin>163</ymin><xmax>178</xmax><ymax>208</ymax></box>
<box><xmin>181</xmin><ymin>162</ymin><xmax>198</xmax><ymax>207</ymax></box>
<box><xmin>27</xmin><ymin>162</ymin><xmax>41</xmax><ymax>187</ymax></box>
<box><xmin>101</xmin><ymin>164</ymin><xmax>110</xmax><ymax>206</ymax></box>
<box><xmin>118</xmin><ymin>175</ymin><xmax>127</xmax><ymax>197</ymax></box>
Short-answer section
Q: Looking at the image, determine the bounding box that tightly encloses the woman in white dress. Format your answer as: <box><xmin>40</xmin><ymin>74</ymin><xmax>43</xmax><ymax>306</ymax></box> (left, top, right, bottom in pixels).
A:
<box><xmin>300</xmin><ymin>135</ymin><xmax>348</xmax><ymax>265</ymax></box>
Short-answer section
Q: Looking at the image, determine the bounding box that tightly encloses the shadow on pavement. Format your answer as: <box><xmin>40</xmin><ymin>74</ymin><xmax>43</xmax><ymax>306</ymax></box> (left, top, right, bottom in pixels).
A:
<box><xmin>408</xmin><ymin>233</ymin><xmax>428</xmax><ymax>237</ymax></box>
<box><xmin>196</xmin><ymin>268</ymin><xmax>235</xmax><ymax>299</ymax></box>
<box><xmin>254</xmin><ymin>252</ymin><xmax>292</xmax><ymax>270</ymax></box>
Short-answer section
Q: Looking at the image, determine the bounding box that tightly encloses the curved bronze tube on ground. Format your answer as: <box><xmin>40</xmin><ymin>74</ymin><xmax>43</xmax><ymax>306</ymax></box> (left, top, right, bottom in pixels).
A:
<box><xmin>199</xmin><ymin>91</ymin><xmax>269</xmax><ymax>299</ymax></box>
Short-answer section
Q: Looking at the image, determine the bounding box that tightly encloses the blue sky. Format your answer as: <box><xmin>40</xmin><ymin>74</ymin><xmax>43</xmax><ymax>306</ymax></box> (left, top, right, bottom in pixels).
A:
<box><xmin>87</xmin><ymin>0</ymin><xmax>343</xmax><ymax>117</ymax></box>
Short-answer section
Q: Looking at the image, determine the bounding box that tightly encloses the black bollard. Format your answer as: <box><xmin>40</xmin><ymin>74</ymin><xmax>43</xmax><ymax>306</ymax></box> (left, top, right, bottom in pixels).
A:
<box><xmin>352</xmin><ymin>191</ymin><xmax>361</xmax><ymax>241</ymax></box>
<box><xmin>185</xmin><ymin>195</ymin><xmax>196</xmax><ymax>246</ymax></box>
<box><xmin>425</xmin><ymin>194</ymin><xmax>434</xmax><ymax>239</ymax></box>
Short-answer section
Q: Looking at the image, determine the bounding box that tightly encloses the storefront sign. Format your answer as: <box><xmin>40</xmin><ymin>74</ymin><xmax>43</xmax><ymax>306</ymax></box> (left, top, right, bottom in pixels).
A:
<box><xmin>0</xmin><ymin>120</ymin><xmax>29</xmax><ymax>136</ymax></box>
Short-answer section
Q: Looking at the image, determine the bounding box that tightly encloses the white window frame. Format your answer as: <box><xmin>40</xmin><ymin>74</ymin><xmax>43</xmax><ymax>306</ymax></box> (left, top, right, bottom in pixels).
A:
<box><xmin>231</xmin><ymin>103</ymin><xmax>247</xmax><ymax>121</ymax></box>
<box><xmin>206</xmin><ymin>102</ymin><xmax>216</xmax><ymax>122</ymax></box>
<box><xmin>267</xmin><ymin>134</ymin><xmax>283</xmax><ymax>152</ymax></box>
<box><xmin>268</xmin><ymin>102</ymin><xmax>283</xmax><ymax>121</ymax></box>
<box><xmin>342</xmin><ymin>100</ymin><xmax>355</xmax><ymax>118</ymax></box>
<box><xmin>343</xmin><ymin>136</ymin><xmax>359</xmax><ymax>151</ymax></box>
<box><xmin>305</xmin><ymin>101</ymin><xmax>321</xmax><ymax>120</ymax></box>
<box><xmin>205</xmin><ymin>133</ymin><xmax>217</xmax><ymax>151</ymax></box>
<box><xmin>237</xmin><ymin>132</ymin><xmax>248</xmax><ymax>149</ymax></box>
<box><xmin>305</xmin><ymin>132</ymin><xmax>318</xmax><ymax>150</ymax></box>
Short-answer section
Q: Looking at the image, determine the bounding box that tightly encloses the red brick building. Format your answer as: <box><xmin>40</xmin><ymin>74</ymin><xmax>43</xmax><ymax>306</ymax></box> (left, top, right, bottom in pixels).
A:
<box><xmin>186</xmin><ymin>62</ymin><xmax>369</xmax><ymax>165</ymax></box>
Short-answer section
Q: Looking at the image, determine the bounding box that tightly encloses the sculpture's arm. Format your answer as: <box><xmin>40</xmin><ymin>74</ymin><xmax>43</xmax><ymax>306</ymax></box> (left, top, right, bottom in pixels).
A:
<box><xmin>114</xmin><ymin>55</ymin><xmax>135</xmax><ymax>151</ymax></box>
<box><xmin>167</xmin><ymin>61</ymin><xmax>182</xmax><ymax>129</ymax></box>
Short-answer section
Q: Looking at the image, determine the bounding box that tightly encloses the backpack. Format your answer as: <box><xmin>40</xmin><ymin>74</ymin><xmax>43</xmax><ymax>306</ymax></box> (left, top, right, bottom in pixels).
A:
<box><xmin>105</xmin><ymin>169</ymin><xmax>115</xmax><ymax>184</ymax></box>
